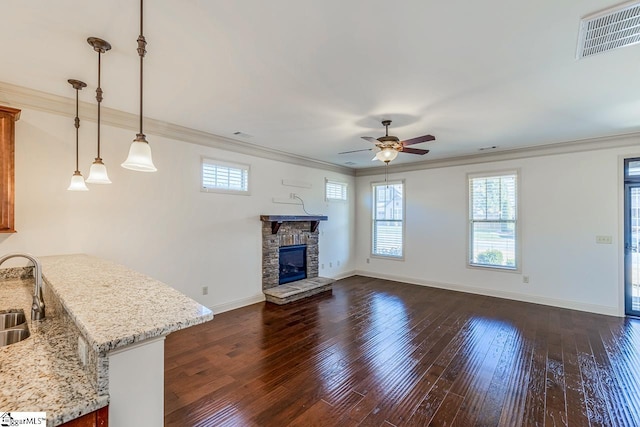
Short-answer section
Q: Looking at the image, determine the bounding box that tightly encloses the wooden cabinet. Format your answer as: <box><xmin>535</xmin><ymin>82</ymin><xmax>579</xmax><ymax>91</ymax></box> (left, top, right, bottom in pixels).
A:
<box><xmin>0</xmin><ymin>106</ymin><xmax>20</xmax><ymax>233</ymax></box>
<box><xmin>59</xmin><ymin>406</ymin><xmax>108</xmax><ymax>427</ymax></box>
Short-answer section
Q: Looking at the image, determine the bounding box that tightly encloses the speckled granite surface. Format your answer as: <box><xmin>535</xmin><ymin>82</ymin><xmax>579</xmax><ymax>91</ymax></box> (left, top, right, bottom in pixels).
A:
<box><xmin>1</xmin><ymin>254</ymin><xmax>214</xmax><ymax>426</ymax></box>
<box><xmin>40</xmin><ymin>254</ymin><xmax>213</xmax><ymax>354</ymax></box>
<box><xmin>0</xmin><ymin>279</ymin><xmax>108</xmax><ymax>426</ymax></box>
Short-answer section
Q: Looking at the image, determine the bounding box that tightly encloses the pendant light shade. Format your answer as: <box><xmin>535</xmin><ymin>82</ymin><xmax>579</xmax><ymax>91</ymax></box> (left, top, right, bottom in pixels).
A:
<box><xmin>122</xmin><ymin>135</ymin><xmax>157</xmax><ymax>171</ymax></box>
<box><xmin>375</xmin><ymin>147</ymin><xmax>398</xmax><ymax>163</ymax></box>
<box><xmin>86</xmin><ymin>159</ymin><xmax>111</xmax><ymax>184</ymax></box>
<box><xmin>122</xmin><ymin>0</ymin><xmax>157</xmax><ymax>172</ymax></box>
<box><xmin>86</xmin><ymin>37</ymin><xmax>112</xmax><ymax>184</ymax></box>
<box><xmin>68</xmin><ymin>171</ymin><xmax>89</xmax><ymax>191</ymax></box>
<box><xmin>67</xmin><ymin>79</ymin><xmax>89</xmax><ymax>191</ymax></box>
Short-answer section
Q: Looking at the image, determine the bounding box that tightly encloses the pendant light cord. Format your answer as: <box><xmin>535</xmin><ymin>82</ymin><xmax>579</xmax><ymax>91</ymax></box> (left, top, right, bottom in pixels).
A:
<box><xmin>74</xmin><ymin>88</ymin><xmax>80</xmax><ymax>172</ymax></box>
<box><xmin>96</xmin><ymin>50</ymin><xmax>103</xmax><ymax>159</ymax></box>
<box><xmin>137</xmin><ymin>0</ymin><xmax>147</xmax><ymax>137</ymax></box>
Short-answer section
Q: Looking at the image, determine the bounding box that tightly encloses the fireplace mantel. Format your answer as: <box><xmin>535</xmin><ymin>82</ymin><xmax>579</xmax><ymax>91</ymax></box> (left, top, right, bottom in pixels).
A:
<box><xmin>260</xmin><ymin>215</ymin><xmax>328</xmax><ymax>234</ymax></box>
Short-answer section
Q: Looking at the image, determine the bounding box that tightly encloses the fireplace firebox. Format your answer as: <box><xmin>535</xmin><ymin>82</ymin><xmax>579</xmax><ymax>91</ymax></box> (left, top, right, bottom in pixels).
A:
<box><xmin>279</xmin><ymin>244</ymin><xmax>307</xmax><ymax>285</ymax></box>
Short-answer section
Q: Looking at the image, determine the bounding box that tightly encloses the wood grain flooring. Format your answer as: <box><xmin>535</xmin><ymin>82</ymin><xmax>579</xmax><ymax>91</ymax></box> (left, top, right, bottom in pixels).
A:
<box><xmin>165</xmin><ymin>276</ymin><xmax>640</xmax><ymax>426</ymax></box>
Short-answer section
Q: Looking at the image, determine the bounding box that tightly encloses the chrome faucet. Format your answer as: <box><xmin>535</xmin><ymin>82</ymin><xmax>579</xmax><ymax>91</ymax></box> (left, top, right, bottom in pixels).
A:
<box><xmin>0</xmin><ymin>253</ymin><xmax>45</xmax><ymax>321</ymax></box>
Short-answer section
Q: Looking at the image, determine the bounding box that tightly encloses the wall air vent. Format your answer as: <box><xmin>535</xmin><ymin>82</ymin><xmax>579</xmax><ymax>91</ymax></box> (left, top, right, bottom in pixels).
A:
<box><xmin>577</xmin><ymin>1</ymin><xmax>640</xmax><ymax>59</ymax></box>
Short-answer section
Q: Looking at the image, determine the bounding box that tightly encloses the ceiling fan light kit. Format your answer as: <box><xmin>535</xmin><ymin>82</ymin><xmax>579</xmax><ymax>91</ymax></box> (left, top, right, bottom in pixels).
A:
<box><xmin>340</xmin><ymin>119</ymin><xmax>436</xmax><ymax>165</ymax></box>
<box><xmin>375</xmin><ymin>147</ymin><xmax>398</xmax><ymax>163</ymax></box>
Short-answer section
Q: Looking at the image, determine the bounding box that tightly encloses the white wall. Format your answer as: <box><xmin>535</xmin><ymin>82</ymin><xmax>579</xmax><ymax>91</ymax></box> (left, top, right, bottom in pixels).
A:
<box><xmin>355</xmin><ymin>138</ymin><xmax>640</xmax><ymax>316</ymax></box>
<box><xmin>0</xmin><ymin>108</ymin><xmax>356</xmax><ymax>312</ymax></box>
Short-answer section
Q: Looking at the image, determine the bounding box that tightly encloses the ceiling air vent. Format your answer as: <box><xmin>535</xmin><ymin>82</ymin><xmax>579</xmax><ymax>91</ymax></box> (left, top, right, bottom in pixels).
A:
<box><xmin>577</xmin><ymin>1</ymin><xmax>640</xmax><ymax>59</ymax></box>
<box><xmin>233</xmin><ymin>131</ymin><xmax>253</xmax><ymax>138</ymax></box>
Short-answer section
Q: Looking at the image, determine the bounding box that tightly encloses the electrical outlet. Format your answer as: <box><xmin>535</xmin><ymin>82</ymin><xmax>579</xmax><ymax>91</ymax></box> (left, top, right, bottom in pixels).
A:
<box><xmin>366</xmin><ymin>258</ymin><xmax>370</xmax><ymax>264</ymax></box>
<box><xmin>337</xmin><ymin>260</ymin><xmax>340</xmax><ymax>267</ymax></box>
<box><xmin>321</xmin><ymin>263</ymin><xmax>325</xmax><ymax>269</ymax></box>
<box><xmin>202</xmin><ymin>286</ymin><xmax>208</xmax><ymax>295</ymax></box>
<box><xmin>596</xmin><ymin>235</ymin><xmax>612</xmax><ymax>244</ymax></box>
<box><xmin>290</xmin><ymin>193</ymin><xmax>296</xmax><ymax>199</ymax></box>
<box><xmin>523</xmin><ymin>276</ymin><xmax>529</xmax><ymax>284</ymax></box>
<box><xmin>329</xmin><ymin>262</ymin><xmax>333</xmax><ymax>268</ymax></box>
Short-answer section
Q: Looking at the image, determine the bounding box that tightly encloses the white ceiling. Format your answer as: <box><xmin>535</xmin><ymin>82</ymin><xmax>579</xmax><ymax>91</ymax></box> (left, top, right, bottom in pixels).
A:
<box><xmin>2</xmin><ymin>0</ymin><xmax>640</xmax><ymax>169</ymax></box>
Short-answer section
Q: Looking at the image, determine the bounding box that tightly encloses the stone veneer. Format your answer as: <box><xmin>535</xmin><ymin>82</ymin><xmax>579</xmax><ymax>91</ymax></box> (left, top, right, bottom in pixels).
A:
<box><xmin>262</xmin><ymin>221</ymin><xmax>319</xmax><ymax>290</ymax></box>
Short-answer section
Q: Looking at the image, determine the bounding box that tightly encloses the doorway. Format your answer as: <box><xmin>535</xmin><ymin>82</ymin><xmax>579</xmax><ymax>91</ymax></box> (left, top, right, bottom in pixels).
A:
<box><xmin>624</xmin><ymin>158</ymin><xmax>640</xmax><ymax>317</ymax></box>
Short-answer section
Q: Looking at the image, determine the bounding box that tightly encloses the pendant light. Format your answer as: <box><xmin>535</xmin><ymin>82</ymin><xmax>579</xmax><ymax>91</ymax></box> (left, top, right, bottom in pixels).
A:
<box><xmin>122</xmin><ymin>0</ymin><xmax>157</xmax><ymax>172</ymax></box>
<box><xmin>86</xmin><ymin>37</ymin><xmax>112</xmax><ymax>184</ymax></box>
<box><xmin>67</xmin><ymin>79</ymin><xmax>89</xmax><ymax>191</ymax></box>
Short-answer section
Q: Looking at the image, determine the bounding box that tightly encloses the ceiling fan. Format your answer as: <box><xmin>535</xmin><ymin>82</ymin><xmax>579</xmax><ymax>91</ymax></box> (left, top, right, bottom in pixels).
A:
<box><xmin>340</xmin><ymin>120</ymin><xmax>436</xmax><ymax>164</ymax></box>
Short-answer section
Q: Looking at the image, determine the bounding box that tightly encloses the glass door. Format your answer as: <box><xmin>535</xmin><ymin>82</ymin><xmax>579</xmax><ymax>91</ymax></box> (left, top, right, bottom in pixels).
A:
<box><xmin>624</xmin><ymin>159</ymin><xmax>640</xmax><ymax>317</ymax></box>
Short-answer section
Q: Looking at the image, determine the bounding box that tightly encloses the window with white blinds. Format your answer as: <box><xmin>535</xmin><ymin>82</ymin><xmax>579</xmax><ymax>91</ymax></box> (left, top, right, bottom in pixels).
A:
<box><xmin>372</xmin><ymin>181</ymin><xmax>404</xmax><ymax>258</ymax></box>
<box><xmin>468</xmin><ymin>171</ymin><xmax>518</xmax><ymax>269</ymax></box>
<box><xmin>325</xmin><ymin>179</ymin><xmax>348</xmax><ymax>201</ymax></box>
<box><xmin>201</xmin><ymin>158</ymin><xmax>250</xmax><ymax>194</ymax></box>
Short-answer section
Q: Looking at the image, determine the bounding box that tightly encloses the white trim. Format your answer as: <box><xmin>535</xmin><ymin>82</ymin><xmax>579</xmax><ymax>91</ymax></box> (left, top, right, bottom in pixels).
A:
<box><xmin>5</xmin><ymin>80</ymin><xmax>640</xmax><ymax>177</ymax></box>
<box><xmin>325</xmin><ymin>178</ymin><xmax>348</xmax><ymax>202</ymax></box>
<box><xmin>355</xmin><ymin>134</ymin><xmax>640</xmax><ymax>176</ymax></box>
<box><xmin>201</xmin><ymin>156</ymin><xmax>251</xmax><ymax>195</ymax></box>
<box><xmin>467</xmin><ymin>170</ymin><xmax>520</xmax><ymax>272</ymax></box>
<box><xmin>331</xmin><ymin>270</ymin><xmax>356</xmax><ymax>280</ymax></box>
<box><xmin>0</xmin><ymin>81</ymin><xmax>354</xmax><ymax>176</ymax></box>
<box><xmin>209</xmin><ymin>293</ymin><xmax>265</xmax><ymax>314</ymax></box>
<box><xmin>354</xmin><ymin>270</ymin><xmax>621</xmax><ymax>317</ymax></box>
<box><xmin>371</xmin><ymin>179</ymin><xmax>406</xmax><ymax>260</ymax></box>
<box><xmin>618</xmin><ymin>153</ymin><xmax>640</xmax><ymax>317</ymax></box>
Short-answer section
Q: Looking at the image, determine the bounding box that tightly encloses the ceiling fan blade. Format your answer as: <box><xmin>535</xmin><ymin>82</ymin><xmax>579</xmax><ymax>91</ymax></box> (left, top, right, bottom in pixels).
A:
<box><xmin>361</xmin><ymin>136</ymin><xmax>379</xmax><ymax>143</ymax></box>
<box><xmin>401</xmin><ymin>147</ymin><xmax>430</xmax><ymax>155</ymax></box>
<box><xmin>338</xmin><ymin>148</ymin><xmax>373</xmax><ymax>154</ymax></box>
<box><xmin>372</xmin><ymin>156</ymin><xmax>378</xmax><ymax>161</ymax></box>
<box><xmin>401</xmin><ymin>134</ymin><xmax>436</xmax><ymax>146</ymax></box>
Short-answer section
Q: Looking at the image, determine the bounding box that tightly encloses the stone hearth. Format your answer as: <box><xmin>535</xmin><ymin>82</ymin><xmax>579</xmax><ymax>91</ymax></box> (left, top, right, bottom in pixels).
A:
<box><xmin>260</xmin><ymin>215</ymin><xmax>334</xmax><ymax>304</ymax></box>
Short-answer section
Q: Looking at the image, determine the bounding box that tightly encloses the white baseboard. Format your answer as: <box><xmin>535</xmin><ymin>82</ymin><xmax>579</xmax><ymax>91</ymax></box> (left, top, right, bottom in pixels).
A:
<box><xmin>330</xmin><ymin>270</ymin><xmax>357</xmax><ymax>281</ymax></box>
<box><xmin>354</xmin><ymin>270</ymin><xmax>622</xmax><ymax>317</ymax></box>
<box><xmin>210</xmin><ymin>293</ymin><xmax>265</xmax><ymax>314</ymax></box>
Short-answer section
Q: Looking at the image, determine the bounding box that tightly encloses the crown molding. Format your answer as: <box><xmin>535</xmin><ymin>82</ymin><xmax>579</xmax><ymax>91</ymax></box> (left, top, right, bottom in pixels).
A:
<box><xmin>355</xmin><ymin>132</ymin><xmax>640</xmax><ymax>176</ymax></box>
<box><xmin>3</xmin><ymin>80</ymin><xmax>637</xmax><ymax>179</ymax></box>
<box><xmin>0</xmin><ymin>81</ymin><xmax>355</xmax><ymax>176</ymax></box>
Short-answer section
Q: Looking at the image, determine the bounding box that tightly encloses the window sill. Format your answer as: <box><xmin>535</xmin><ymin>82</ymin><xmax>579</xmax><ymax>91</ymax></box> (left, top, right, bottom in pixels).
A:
<box><xmin>467</xmin><ymin>263</ymin><xmax>520</xmax><ymax>274</ymax></box>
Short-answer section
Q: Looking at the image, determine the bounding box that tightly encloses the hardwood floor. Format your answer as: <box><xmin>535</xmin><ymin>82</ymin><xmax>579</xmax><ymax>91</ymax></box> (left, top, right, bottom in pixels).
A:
<box><xmin>165</xmin><ymin>276</ymin><xmax>640</xmax><ymax>426</ymax></box>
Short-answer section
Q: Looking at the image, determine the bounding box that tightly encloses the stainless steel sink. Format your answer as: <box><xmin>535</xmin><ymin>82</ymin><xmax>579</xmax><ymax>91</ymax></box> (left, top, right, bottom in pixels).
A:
<box><xmin>0</xmin><ymin>329</ymin><xmax>30</xmax><ymax>347</ymax></box>
<box><xmin>0</xmin><ymin>311</ymin><xmax>26</xmax><ymax>330</ymax></box>
<box><xmin>0</xmin><ymin>310</ymin><xmax>30</xmax><ymax>347</ymax></box>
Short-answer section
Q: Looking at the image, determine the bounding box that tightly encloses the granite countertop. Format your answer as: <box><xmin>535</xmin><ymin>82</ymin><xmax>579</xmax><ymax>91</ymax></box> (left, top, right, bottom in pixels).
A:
<box><xmin>0</xmin><ymin>254</ymin><xmax>214</xmax><ymax>426</ymax></box>
<box><xmin>40</xmin><ymin>254</ymin><xmax>213</xmax><ymax>353</ymax></box>
<box><xmin>0</xmin><ymin>279</ymin><xmax>108</xmax><ymax>426</ymax></box>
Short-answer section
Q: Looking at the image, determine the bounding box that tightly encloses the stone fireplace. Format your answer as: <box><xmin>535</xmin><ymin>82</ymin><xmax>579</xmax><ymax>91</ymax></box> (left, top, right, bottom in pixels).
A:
<box><xmin>260</xmin><ymin>215</ymin><xmax>334</xmax><ymax>304</ymax></box>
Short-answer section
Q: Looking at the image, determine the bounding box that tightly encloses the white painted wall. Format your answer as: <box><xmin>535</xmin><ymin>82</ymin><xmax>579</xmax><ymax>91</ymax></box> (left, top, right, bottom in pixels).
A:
<box><xmin>355</xmin><ymin>138</ymin><xmax>640</xmax><ymax>316</ymax></box>
<box><xmin>3</xmin><ymin>106</ymin><xmax>637</xmax><ymax>318</ymax></box>
<box><xmin>0</xmin><ymin>108</ymin><xmax>356</xmax><ymax>312</ymax></box>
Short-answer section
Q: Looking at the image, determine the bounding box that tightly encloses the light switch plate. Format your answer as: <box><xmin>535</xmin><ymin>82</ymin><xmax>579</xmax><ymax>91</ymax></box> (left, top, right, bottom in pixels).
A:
<box><xmin>596</xmin><ymin>235</ymin><xmax>613</xmax><ymax>244</ymax></box>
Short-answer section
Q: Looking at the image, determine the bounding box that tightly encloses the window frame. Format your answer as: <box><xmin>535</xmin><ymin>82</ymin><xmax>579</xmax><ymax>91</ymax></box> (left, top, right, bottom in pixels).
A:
<box><xmin>371</xmin><ymin>179</ymin><xmax>405</xmax><ymax>260</ymax></box>
<box><xmin>200</xmin><ymin>156</ymin><xmax>251</xmax><ymax>195</ymax></box>
<box><xmin>325</xmin><ymin>179</ymin><xmax>348</xmax><ymax>202</ymax></box>
<box><xmin>467</xmin><ymin>170</ymin><xmax>520</xmax><ymax>272</ymax></box>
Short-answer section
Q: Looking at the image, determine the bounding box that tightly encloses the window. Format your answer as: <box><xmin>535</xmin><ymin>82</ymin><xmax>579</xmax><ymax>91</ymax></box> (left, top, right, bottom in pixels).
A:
<box><xmin>372</xmin><ymin>181</ymin><xmax>404</xmax><ymax>258</ymax></box>
<box><xmin>201</xmin><ymin>157</ymin><xmax>249</xmax><ymax>194</ymax></box>
<box><xmin>468</xmin><ymin>171</ymin><xmax>518</xmax><ymax>269</ymax></box>
<box><xmin>325</xmin><ymin>179</ymin><xmax>348</xmax><ymax>201</ymax></box>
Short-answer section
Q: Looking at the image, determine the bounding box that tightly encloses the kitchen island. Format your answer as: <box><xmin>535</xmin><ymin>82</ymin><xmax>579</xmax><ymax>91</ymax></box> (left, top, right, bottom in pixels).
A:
<box><xmin>0</xmin><ymin>254</ymin><xmax>213</xmax><ymax>426</ymax></box>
